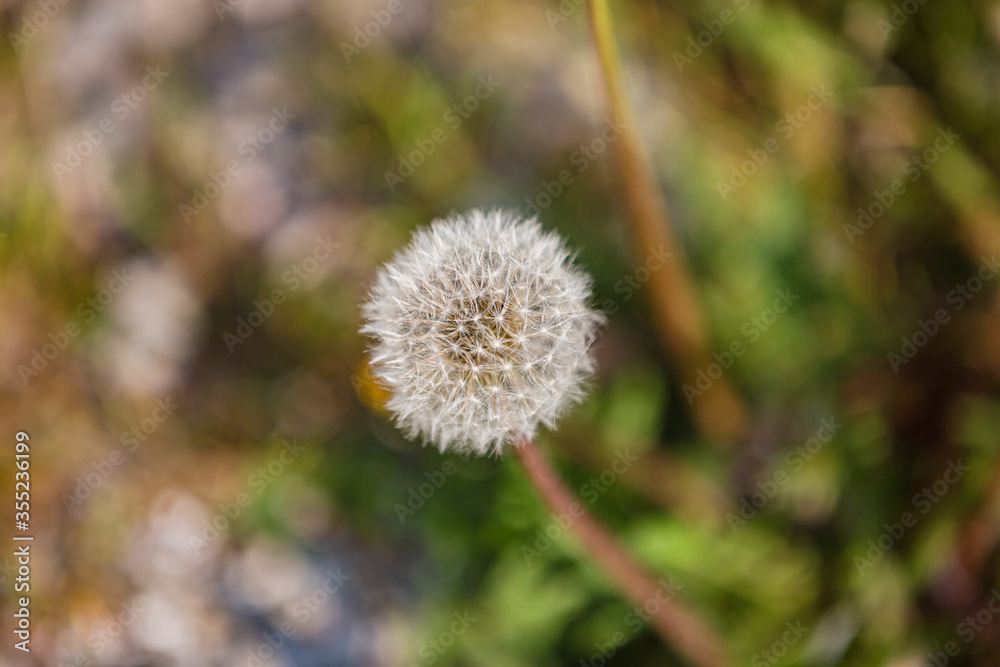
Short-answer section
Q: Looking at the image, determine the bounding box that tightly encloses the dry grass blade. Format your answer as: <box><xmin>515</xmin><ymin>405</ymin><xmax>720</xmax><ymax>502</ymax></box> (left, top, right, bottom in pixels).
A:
<box><xmin>587</xmin><ymin>0</ymin><xmax>749</xmax><ymax>445</ymax></box>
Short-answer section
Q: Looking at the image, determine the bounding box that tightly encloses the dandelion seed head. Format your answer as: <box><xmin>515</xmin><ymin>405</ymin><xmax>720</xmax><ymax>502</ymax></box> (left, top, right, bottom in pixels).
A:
<box><xmin>361</xmin><ymin>209</ymin><xmax>603</xmax><ymax>455</ymax></box>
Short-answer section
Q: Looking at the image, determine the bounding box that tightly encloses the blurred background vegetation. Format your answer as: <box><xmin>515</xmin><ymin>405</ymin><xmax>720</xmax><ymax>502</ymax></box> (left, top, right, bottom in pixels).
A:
<box><xmin>2</xmin><ymin>0</ymin><xmax>1000</xmax><ymax>664</ymax></box>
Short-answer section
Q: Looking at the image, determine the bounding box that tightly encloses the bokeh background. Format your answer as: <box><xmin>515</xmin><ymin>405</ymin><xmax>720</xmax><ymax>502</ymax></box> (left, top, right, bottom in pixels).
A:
<box><xmin>3</xmin><ymin>0</ymin><xmax>1000</xmax><ymax>664</ymax></box>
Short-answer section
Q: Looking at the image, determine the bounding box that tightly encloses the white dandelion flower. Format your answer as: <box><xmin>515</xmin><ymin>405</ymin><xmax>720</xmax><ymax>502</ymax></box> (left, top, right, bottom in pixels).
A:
<box><xmin>361</xmin><ymin>208</ymin><xmax>603</xmax><ymax>455</ymax></box>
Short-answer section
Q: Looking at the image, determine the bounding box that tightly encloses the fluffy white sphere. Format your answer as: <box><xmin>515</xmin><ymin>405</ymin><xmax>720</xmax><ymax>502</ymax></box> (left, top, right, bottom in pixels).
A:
<box><xmin>361</xmin><ymin>209</ymin><xmax>603</xmax><ymax>455</ymax></box>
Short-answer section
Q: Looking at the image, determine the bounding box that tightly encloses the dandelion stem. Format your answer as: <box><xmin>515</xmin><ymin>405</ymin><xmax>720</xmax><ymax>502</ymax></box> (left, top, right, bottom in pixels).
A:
<box><xmin>513</xmin><ymin>439</ymin><xmax>729</xmax><ymax>667</ymax></box>
<box><xmin>586</xmin><ymin>0</ymin><xmax>748</xmax><ymax>445</ymax></box>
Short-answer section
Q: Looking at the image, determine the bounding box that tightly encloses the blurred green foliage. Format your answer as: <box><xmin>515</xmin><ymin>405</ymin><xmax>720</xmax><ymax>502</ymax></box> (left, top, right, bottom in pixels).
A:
<box><xmin>3</xmin><ymin>0</ymin><xmax>1000</xmax><ymax>665</ymax></box>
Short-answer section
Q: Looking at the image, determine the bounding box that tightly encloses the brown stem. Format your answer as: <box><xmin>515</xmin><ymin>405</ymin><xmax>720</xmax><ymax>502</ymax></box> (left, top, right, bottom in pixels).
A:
<box><xmin>586</xmin><ymin>0</ymin><xmax>748</xmax><ymax>445</ymax></box>
<box><xmin>513</xmin><ymin>439</ymin><xmax>729</xmax><ymax>667</ymax></box>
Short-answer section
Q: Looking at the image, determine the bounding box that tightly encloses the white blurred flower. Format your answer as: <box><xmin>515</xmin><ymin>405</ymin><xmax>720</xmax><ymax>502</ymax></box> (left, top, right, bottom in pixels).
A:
<box><xmin>361</xmin><ymin>209</ymin><xmax>602</xmax><ymax>455</ymax></box>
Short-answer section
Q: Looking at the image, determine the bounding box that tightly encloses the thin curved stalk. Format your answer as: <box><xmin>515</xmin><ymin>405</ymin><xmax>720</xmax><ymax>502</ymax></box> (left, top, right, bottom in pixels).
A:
<box><xmin>587</xmin><ymin>0</ymin><xmax>749</xmax><ymax>446</ymax></box>
<box><xmin>513</xmin><ymin>439</ymin><xmax>729</xmax><ymax>667</ymax></box>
